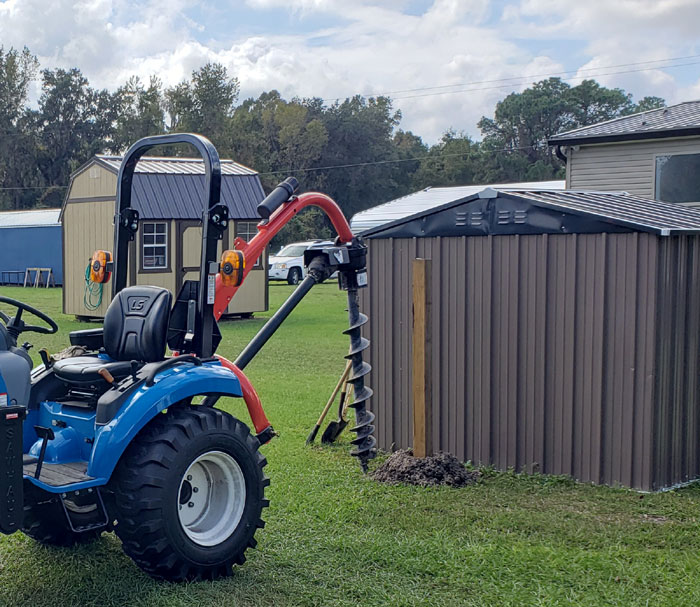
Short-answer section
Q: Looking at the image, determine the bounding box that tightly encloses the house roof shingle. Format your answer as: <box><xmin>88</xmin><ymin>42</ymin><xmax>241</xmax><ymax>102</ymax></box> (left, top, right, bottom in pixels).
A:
<box><xmin>549</xmin><ymin>101</ymin><xmax>700</xmax><ymax>145</ymax></box>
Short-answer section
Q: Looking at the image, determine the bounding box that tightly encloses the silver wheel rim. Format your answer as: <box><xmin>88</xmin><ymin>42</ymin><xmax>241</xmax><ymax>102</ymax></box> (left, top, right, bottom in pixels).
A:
<box><xmin>177</xmin><ymin>450</ymin><xmax>246</xmax><ymax>547</ymax></box>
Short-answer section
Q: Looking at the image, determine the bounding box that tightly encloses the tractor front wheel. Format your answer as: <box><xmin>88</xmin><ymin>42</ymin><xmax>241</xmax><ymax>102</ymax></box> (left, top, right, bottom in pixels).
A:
<box><xmin>111</xmin><ymin>405</ymin><xmax>269</xmax><ymax>581</ymax></box>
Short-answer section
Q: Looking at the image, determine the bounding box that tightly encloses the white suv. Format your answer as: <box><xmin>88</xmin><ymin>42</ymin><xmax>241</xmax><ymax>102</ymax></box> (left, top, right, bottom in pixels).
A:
<box><xmin>268</xmin><ymin>240</ymin><xmax>335</xmax><ymax>285</ymax></box>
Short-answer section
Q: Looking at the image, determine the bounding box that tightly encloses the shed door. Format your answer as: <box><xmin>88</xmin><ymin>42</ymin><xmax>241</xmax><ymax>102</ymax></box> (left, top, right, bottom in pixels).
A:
<box><xmin>176</xmin><ymin>221</ymin><xmax>223</xmax><ymax>295</ymax></box>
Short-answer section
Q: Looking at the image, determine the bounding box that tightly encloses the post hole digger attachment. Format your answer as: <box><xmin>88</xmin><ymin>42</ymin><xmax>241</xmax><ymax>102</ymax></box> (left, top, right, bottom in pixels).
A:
<box><xmin>0</xmin><ymin>133</ymin><xmax>375</xmax><ymax>582</ymax></box>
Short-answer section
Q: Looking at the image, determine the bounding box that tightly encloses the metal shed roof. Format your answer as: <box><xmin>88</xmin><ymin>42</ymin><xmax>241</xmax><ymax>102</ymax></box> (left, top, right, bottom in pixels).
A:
<box><xmin>96</xmin><ymin>155</ymin><xmax>257</xmax><ymax>176</ymax></box>
<box><xmin>0</xmin><ymin>209</ymin><xmax>60</xmax><ymax>228</ymax></box>
<box><xmin>362</xmin><ymin>188</ymin><xmax>700</xmax><ymax>239</ymax></box>
<box><xmin>549</xmin><ymin>100</ymin><xmax>700</xmax><ymax>145</ymax></box>
<box><xmin>350</xmin><ymin>180</ymin><xmax>564</xmax><ymax>233</ymax></box>
<box><xmin>64</xmin><ymin>155</ymin><xmax>265</xmax><ymax>221</ymax></box>
<box><xmin>129</xmin><ymin>173</ymin><xmax>264</xmax><ymax>220</ymax></box>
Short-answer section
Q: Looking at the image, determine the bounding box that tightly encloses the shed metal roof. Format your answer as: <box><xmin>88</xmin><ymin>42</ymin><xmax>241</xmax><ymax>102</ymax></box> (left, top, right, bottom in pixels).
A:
<box><xmin>130</xmin><ymin>173</ymin><xmax>264</xmax><ymax>220</ymax></box>
<box><xmin>64</xmin><ymin>155</ymin><xmax>265</xmax><ymax>221</ymax></box>
<box><xmin>350</xmin><ymin>180</ymin><xmax>564</xmax><ymax>233</ymax></box>
<box><xmin>0</xmin><ymin>209</ymin><xmax>60</xmax><ymax>228</ymax></box>
<box><xmin>362</xmin><ymin>188</ymin><xmax>700</xmax><ymax>239</ymax></box>
<box><xmin>549</xmin><ymin>100</ymin><xmax>700</xmax><ymax>145</ymax></box>
<box><xmin>96</xmin><ymin>155</ymin><xmax>257</xmax><ymax>176</ymax></box>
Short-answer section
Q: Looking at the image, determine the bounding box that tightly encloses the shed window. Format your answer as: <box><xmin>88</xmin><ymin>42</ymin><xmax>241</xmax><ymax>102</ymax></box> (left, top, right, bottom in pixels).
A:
<box><xmin>236</xmin><ymin>221</ymin><xmax>261</xmax><ymax>267</ymax></box>
<box><xmin>142</xmin><ymin>222</ymin><xmax>168</xmax><ymax>269</ymax></box>
<box><xmin>655</xmin><ymin>153</ymin><xmax>700</xmax><ymax>203</ymax></box>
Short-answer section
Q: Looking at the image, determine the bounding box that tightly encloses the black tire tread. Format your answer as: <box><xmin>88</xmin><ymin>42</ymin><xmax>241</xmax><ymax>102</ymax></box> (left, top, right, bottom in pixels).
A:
<box><xmin>111</xmin><ymin>406</ymin><xmax>268</xmax><ymax>581</ymax></box>
<box><xmin>22</xmin><ymin>483</ymin><xmax>105</xmax><ymax>547</ymax></box>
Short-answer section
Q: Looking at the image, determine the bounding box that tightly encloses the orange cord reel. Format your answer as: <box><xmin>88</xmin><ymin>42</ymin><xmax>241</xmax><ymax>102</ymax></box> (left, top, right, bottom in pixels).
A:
<box><xmin>90</xmin><ymin>250</ymin><xmax>113</xmax><ymax>284</ymax></box>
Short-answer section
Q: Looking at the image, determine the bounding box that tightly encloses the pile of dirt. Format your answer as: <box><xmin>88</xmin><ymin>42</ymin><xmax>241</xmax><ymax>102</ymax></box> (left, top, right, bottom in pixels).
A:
<box><xmin>371</xmin><ymin>450</ymin><xmax>479</xmax><ymax>488</ymax></box>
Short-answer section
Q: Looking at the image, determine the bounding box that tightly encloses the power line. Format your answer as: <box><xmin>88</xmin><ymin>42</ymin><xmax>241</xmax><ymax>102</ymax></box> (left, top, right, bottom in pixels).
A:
<box><xmin>340</xmin><ymin>53</ymin><xmax>700</xmax><ymax>100</ymax></box>
<box><xmin>1</xmin><ymin>144</ymin><xmax>539</xmax><ymax>189</ymax></box>
<box><xmin>258</xmin><ymin>143</ymin><xmax>539</xmax><ymax>176</ymax></box>
<box><xmin>0</xmin><ymin>185</ymin><xmax>67</xmax><ymax>191</ymax></box>
<box><xmin>389</xmin><ymin>60</ymin><xmax>700</xmax><ymax>101</ymax></box>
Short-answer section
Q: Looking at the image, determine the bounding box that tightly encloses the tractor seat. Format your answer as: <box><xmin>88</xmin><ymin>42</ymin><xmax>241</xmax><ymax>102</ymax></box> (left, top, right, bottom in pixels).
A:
<box><xmin>53</xmin><ymin>286</ymin><xmax>172</xmax><ymax>388</ymax></box>
<box><xmin>53</xmin><ymin>357</ymin><xmax>135</xmax><ymax>387</ymax></box>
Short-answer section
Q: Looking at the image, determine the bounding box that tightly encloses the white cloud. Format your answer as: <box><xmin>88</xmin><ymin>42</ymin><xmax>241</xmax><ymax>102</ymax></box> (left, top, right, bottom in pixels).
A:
<box><xmin>0</xmin><ymin>0</ymin><xmax>697</xmax><ymax>143</ymax></box>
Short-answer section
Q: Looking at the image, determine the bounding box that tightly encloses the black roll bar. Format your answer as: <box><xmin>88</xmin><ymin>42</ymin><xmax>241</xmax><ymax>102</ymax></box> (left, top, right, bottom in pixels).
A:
<box><xmin>112</xmin><ymin>133</ymin><xmax>223</xmax><ymax>358</ymax></box>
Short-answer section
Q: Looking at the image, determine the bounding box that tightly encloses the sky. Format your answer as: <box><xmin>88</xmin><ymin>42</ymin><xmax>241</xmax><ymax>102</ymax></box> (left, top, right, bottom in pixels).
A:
<box><xmin>0</xmin><ymin>0</ymin><xmax>699</xmax><ymax>143</ymax></box>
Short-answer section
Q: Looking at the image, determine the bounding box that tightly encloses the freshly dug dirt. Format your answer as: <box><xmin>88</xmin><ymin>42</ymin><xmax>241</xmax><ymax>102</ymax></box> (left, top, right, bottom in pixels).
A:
<box><xmin>371</xmin><ymin>450</ymin><xmax>479</xmax><ymax>487</ymax></box>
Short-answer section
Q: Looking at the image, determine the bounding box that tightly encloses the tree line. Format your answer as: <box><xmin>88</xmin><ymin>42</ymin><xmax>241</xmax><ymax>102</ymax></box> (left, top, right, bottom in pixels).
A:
<box><xmin>0</xmin><ymin>46</ymin><xmax>664</xmax><ymax>241</ymax></box>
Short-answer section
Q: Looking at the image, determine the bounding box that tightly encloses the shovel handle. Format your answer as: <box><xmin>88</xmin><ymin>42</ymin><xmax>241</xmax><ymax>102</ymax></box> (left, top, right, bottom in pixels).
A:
<box><xmin>307</xmin><ymin>361</ymin><xmax>353</xmax><ymax>445</ymax></box>
<box><xmin>340</xmin><ymin>383</ymin><xmax>354</xmax><ymax>419</ymax></box>
<box><xmin>313</xmin><ymin>361</ymin><xmax>352</xmax><ymax>427</ymax></box>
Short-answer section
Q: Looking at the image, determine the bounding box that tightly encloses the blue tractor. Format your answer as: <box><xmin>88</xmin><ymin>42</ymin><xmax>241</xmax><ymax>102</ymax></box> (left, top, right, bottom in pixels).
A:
<box><xmin>0</xmin><ymin>134</ymin><xmax>375</xmax><ymax>581</ymax></box>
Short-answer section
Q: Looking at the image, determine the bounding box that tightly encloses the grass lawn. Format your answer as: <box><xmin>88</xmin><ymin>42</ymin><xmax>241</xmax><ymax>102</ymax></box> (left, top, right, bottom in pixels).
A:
<box><xmin>1</xmin><ymin>284</ymin><xmax>700</xmax><ymax>606</ymax></box>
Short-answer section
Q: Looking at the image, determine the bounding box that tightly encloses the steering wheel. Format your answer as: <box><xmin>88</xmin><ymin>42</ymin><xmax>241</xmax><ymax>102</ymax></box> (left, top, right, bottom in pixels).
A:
<box><xmin>0</xmin><ymin>295</ymin><xmax>59</xmax><ymax>338</ymax></box>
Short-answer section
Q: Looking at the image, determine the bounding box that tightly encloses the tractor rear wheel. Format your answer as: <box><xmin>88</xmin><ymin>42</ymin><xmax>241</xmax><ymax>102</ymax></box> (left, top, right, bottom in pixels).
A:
<box><xmin>111</xmin><ymin>405</ymin><xmax>269</xmax><ymax>581</ymax></box>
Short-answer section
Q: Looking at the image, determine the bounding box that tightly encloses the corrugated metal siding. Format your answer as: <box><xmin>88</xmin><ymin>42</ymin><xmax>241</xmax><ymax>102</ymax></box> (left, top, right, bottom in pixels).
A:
<box><xmin>568</xmin><ymin>138</ymin><xmax>700</xmax><ymax>199</ymax></box>
<box><xmin>364</xmin><ymin>232</ymin><xmax>669</xmax><ymax>489</ymax></box>
<box><xmin>652</xmin><ymin>236</ymin><xmax>700</xmax><ymax>489</ymax></box>
<box><xmin>0</xmin><ymin>225</ymin><xmax>63</xmax><ymax>284</ymax></box>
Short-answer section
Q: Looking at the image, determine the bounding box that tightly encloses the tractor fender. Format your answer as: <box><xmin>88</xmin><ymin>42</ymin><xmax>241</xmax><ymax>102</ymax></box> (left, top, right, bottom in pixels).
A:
<box><xmin>88</xmin><ymin>362</ymin><xmax>243</xmax><ymax>481</ymax></box>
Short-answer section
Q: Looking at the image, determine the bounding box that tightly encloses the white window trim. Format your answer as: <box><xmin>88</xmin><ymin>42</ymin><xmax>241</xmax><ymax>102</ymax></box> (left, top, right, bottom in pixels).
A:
<box><xmin>142</xmin><ymin>221</ymin><xmax>169</xmax><ymax>270</ymax></box>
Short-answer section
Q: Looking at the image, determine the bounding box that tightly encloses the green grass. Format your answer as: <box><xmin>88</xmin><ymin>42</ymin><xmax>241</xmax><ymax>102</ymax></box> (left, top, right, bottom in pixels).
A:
<box><xmin>1</xmin><ymin>284</ymin><xmax>700</xmax><ymax>606</ymax></box>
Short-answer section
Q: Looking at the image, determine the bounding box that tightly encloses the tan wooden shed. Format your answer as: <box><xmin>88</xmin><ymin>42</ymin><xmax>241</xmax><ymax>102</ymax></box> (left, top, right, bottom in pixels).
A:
<box><xmin>60</xmin><ymin>155</ymin><xmax>268</xmax><ymax>318</ymax></box>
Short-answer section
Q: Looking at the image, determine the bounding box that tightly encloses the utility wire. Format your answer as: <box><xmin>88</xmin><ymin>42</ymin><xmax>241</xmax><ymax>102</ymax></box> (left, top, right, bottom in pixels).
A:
<box><xmin>2</xmin><ymin>52</ymin><xmax>696</xmax><ymax>139</ymax></box>
<box><xmin>389</xmin><ymin>60</ymin><xmax>700</xmax><ymax>101</ymax></box>
<box><xmin>0</xmin><ymin>185</ymin><xmax>67</xmax><ymax>191</ymax></box>
<box><xmin>1</xmin><ymin>144</ymin><xmax>540</xmax><ymax>189</ymax></box>
<box><xmin>258</xmin><ymin>143</ymin><xmax>540</xmax><ymax>176</ymax></box>
<box><xmin>341</xmin><ymin>53</ymin><xmax>700</xmax><ymax>100</ymax></box>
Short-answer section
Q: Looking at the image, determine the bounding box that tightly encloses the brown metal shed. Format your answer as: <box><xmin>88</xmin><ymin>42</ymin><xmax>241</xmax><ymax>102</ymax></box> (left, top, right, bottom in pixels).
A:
<box><xmin>360</xmin><ymin>187</ymin><xmax>700</xmax><ymax>490</ymax></box>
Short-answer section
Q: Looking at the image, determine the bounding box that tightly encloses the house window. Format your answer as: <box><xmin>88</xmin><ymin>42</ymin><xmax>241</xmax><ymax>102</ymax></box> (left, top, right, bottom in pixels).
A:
<box><xmin>236</xmin><ymin>221</ymin><xmax>262</xmax><ymax>267</ymax></box>
<box><xmin>142</xmin><ymin>222</ymin><xmax>168</xmax><ymax>269</ymax></box>
<box><xmin>655</xmin><ymin>153</ymin><xmax>700</xmax><ymax>203</ymax></box>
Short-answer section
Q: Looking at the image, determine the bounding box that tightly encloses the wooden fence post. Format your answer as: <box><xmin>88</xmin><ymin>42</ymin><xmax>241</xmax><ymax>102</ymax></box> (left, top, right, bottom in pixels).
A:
<box><xmin>412</xmin><ymin>258</ymin><xmax>432</xmax><ymax>458</ymax></box>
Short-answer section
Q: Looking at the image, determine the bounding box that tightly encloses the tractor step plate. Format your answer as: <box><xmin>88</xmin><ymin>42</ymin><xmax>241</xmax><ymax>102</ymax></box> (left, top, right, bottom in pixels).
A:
<box><xmin>23</xmin><ymin>461</ymin><xmax>93</xmax><ymax>487</ymax></box>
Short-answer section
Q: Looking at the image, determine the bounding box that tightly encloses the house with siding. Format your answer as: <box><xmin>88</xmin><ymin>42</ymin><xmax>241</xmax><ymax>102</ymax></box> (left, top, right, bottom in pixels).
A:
<box><xmin>549</xmin><ymin>100</ymin><xmax>700</xmax><ymax>204</ymax></box>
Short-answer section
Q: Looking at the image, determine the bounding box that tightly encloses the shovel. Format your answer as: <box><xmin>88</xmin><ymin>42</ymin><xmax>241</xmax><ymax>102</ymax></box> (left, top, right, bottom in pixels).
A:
<box><xmin>306</xmin><ymin>361</ymin><xmax>352</xmax><ymax>445</ymax></box>
<box><xmin>321</xmin><ymin>380</ymin><xmax>353</xmax><ymax>444</ymax></box>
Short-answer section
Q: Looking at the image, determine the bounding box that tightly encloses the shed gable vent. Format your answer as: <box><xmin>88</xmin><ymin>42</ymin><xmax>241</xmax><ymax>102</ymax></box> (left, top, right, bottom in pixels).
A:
<box><xmin>455</xmin><ymin>210</ymin><xmax>484</xmax><ymax>227</ymax></box>
<box><xmin>496</xmin><ymin>209</ymin><xmax>528</xmax><ymax>225</ymax></box>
